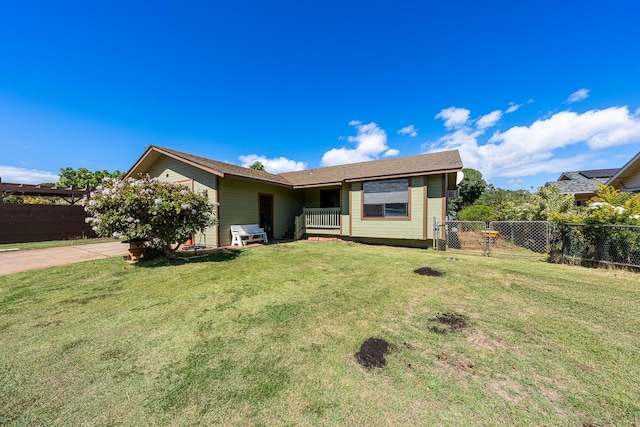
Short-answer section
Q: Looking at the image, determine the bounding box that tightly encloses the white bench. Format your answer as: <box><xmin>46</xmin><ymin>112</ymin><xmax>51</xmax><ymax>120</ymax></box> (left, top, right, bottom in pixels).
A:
<box><xmin>230</xmin><ymin>224</ymin><xmax>268</xmax><ymax>247</ymax></box>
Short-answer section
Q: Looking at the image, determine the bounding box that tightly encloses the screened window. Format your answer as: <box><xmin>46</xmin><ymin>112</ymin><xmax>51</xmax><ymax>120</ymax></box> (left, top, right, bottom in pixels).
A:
<box><xmin>363</xmin><ymin>179</ymin><xmax>408</xmax><ymax>218</ymax></box>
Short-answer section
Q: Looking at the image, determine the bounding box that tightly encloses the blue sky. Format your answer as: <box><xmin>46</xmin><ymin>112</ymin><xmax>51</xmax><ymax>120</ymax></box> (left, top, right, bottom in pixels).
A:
<box><xmin>1</xmin><ymin>1</ymin><xmax>639</xmax><ymax>190</ymax></box>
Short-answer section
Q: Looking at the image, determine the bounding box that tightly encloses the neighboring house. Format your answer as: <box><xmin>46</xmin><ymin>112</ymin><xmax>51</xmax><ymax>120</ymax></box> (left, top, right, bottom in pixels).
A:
<box><xmin>606</xmin><ymin>150</ymin><xmax>640</xmax><ymax>193</ymax></box>
<box><xmin>125</xmin><ymin>145</ymin><xmax>463</xmax><ymax>248</ymax></box>
<box><xmin>545</xmin><ymin>168</ymin><xmax>620</xmax><ymax>205</ymax></box>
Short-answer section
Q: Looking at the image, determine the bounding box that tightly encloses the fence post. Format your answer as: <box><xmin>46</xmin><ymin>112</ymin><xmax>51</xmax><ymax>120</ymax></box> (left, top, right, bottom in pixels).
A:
<box><xmin>560</xmin><ymin>223</ymin><xmax>566</xmax><ymax>264</ymax></box>
<box><xmin>433</xmin><ymin>217</ymin><xmax>437</xmax><ymax>250</ymax></box>
<box><xmin>484</xmin><ymin>222</ymin><xmax>490</xmax><ymax>257</ymax></box>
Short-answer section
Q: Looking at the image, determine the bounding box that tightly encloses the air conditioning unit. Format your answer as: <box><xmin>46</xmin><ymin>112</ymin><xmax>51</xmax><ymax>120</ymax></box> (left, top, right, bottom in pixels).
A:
<box><xmin>447</xmin><ymin>190</ymin><xmax>459</xmax><ymax>199</ymax></box>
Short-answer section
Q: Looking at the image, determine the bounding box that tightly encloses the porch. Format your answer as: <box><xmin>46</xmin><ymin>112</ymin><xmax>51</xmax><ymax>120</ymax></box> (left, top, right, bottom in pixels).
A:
<box><xmin>294</xmin><ymin>207</ymin><xmax>341</xmax><ymax>239</ymax></box>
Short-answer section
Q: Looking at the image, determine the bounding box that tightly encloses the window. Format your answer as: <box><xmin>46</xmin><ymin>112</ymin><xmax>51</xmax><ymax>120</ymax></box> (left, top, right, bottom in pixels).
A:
<box><xmin>363</xmin><ymin>179</ymin><xmax>408</xmax><ymax>218</ymax></box>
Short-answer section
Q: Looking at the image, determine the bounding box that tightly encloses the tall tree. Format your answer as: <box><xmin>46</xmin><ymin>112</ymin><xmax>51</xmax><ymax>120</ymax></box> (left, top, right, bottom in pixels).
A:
<box><xmin>475</xmin><ymin>185</ymin><xmax>534</xmax><ymax>220</ymax></box>
<box><xmin>58</xmin><ymin>167</ymin><xmax>124</xmax><ymax>189</ymax></box>
<box><xmin>476</xmin><ymin>185</ymin><xmax>532</xmax><ymax>207</ymax></box>
<box><xmin>451</xmin><ymin>168</ymin><xmax>487</xmax><ymax>211</ymax></box>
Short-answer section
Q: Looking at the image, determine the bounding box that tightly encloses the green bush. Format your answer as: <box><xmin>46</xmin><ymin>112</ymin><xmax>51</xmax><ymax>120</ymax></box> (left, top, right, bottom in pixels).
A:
<box><xmin>456</xmin><ymin>204</ymin><xmax>495</xmax><ymax>222</ymax></box>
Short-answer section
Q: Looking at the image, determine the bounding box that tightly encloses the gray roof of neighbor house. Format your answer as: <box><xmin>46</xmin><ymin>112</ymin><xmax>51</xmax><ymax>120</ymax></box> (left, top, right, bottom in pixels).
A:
<box><xmin>547</xmin><ymin>179</ymin><xmax>601</xmax><ymax>195</ymax></box>
<box><xmin>127</xmin><ymin>146</ymin><xmax>463</xmax><ymax>188</ymax></box>
<box><xmin>577</xmin><ymin>168</ymin><xmax>620</xmax><ymax>180</ymax></box>
<box><xmin>557</xmin><ymin>168</ymin><xmax>620</xmax><ymax>182</ymax></box>
<box><xmin>548</xmin><ymin>167</ymin><xmax>620</xmax><ymax>195</ymax></box>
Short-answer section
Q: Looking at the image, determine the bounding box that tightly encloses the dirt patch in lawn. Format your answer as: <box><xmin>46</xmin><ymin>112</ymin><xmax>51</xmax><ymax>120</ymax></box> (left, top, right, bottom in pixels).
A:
<box><xmin>413</xmin><ymin>267</ymin><xmax>443</xmax><ymax>276</ymax></box>
<box><xmin>355</xmin><ymin>337</ymin><xmax>390</xmax><ymax>369</ymax></box>
<box><xmin>428</xmin><ymin>312</ymin><xmax>469</xmax><ymax>334</ymax></box>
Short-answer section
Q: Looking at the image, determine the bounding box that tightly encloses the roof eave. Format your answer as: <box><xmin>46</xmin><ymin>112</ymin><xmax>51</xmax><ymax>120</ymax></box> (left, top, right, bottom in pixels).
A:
<box><xmin>606</xmin><ymin>151</ymin><xmax>640</xmax><ymax>185</ymax></box>
<box><xmin>125</xmin><ymin>146</ymin><xmax>225</xmax><ymax>180</ymax></box>
<box><xmin>291</xmin><ymin>181</ymin><xmax>344</xmax><ymax>189</ymax></box>
<box><xmin>225</xmin><ymin>173</ymin><xmax>293</xmax><ymax>188</ymax></box>
<box><xmin>344</xmin><ymin>168</ymin><xmax>462</xmax><ymax>183</ymax></box>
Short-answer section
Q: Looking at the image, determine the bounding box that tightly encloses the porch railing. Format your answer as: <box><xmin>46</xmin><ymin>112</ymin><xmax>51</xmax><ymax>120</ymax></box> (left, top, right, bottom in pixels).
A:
<box><xmin>303</xmin><ymin>207</ymin><xmax>341</xmax><ymax>229</ymax></box>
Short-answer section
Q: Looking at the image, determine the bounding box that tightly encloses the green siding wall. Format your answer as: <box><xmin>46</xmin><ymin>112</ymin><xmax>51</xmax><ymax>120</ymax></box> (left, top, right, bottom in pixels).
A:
<box><xmin>426</xmin><ymin>175</ymin><xmax>444</xmax><ymax>239</ymax></box>
<box><xmin>350</xmin><ymin>176</ymin><xmax>426</xmax><ymax>240</ymax></box>
<box><xmin>341</xmin><ymin>183</ymin><xmax>350</xmax><ymax>236</ymax></box>
<box><xmin>146</xmin><ymin>156</ymin><xmax>219</xmax><ymax>246</ymax></box>
<box><xmin>218</xmin><ymin>178</ymin><xmax>303</xmax><ymax>246</ymax></box>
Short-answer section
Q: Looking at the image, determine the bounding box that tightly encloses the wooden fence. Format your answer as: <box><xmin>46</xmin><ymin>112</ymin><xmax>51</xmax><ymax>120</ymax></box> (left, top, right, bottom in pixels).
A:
<box><xmin>0</xmin><ymin>204</ymin><xmax>96</xmax><ymax>244</ymax></box>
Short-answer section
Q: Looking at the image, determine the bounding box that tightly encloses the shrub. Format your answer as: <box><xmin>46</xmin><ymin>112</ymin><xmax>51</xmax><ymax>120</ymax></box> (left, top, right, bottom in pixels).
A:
<box><xmin>83</xmin><ymin>175</ymin><xmax>217</xmax><ymax>259</ymax></box>
<box><xmin>456</xmin><ymin>205</ymin><xmax>495</xmax><ymax>222</ymax></box>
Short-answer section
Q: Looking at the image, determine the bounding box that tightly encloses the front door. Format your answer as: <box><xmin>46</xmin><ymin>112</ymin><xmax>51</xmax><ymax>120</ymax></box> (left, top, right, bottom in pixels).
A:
<box><xmin>258</xmin><ymin>194</ymin><xmax>274</xmax><ymax>239</ymax></box>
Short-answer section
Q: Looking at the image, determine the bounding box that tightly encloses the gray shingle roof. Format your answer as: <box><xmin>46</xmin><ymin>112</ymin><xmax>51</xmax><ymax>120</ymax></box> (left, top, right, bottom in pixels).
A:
<box><xmin>546</xmin><ymin>179</ymin><xmax>600</xmax><ymax>195</ymax></box>
<box><xmin>141</xmin><ymin>146</ymin><xmax>463</xmax><ymax>188</ymax></box>
<box><xmin>548</xmin><ymin>167</ymin><xmax>619</xmax><ymax>195</ymax></box>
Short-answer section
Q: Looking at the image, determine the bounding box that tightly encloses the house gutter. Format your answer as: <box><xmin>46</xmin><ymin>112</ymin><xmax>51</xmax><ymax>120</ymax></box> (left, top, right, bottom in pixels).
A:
<box><xmin>344</xmin><ymin>168</ymin><xmax>462</xmax><ymax>183</ymax></box>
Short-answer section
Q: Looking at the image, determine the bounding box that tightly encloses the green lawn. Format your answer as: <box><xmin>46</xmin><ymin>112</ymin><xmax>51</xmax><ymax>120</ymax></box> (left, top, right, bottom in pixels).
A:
<box><xmin>1</xmin><ymin>241</ymin><xmax>639</xmax><ymax>425</ymax></box>
<box><xmin>0</xmin><ymin>237</ymin><xmax>113</xmax><ymax>251</ymax></box>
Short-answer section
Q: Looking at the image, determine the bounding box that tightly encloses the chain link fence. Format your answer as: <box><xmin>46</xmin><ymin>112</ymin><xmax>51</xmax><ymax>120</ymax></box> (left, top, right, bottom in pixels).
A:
<box><xmin>488</xmin><ymin>221</ymin><xmax>554</xmax><ymax>257</ymax></box>
<box><xmin>440</xmin><ymin>220</ymin><xmax>487</xmax><ymax>254</ymax></box>
<box><xmin>559</xmin><ymin>223</ymin><xmax>640</xmax><ymax>268</ymax></box>
<box><xmin>433</xmin><ymin>219</ymin><xmax>640</xmax><ymax>268</ymax></box>
<box><xmin>433</xmin><ymin>220</ymin><xmax>554</xmax><ymax>259</ymax></box>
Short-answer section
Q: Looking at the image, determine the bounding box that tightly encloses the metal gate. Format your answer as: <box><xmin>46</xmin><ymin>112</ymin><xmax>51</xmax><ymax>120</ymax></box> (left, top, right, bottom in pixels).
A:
<box><xmin>433</xmin><ymin>219</ymin><xmax>554</xmax><ymax>259</ymax></box>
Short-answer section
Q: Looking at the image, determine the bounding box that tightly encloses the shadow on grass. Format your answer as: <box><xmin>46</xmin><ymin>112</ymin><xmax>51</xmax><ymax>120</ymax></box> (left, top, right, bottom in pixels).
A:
<box><xmin>135</xmin><ymin>249</ymin><xmax>243</xmax><ymax>268</ymax></box>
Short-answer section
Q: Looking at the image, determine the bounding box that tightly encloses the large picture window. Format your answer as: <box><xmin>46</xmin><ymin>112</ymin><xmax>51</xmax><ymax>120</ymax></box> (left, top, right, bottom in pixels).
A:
<box><xmin>363</xmin><ymin>179</ymin><xmax>409</xmax><ymax>218</ymax></box>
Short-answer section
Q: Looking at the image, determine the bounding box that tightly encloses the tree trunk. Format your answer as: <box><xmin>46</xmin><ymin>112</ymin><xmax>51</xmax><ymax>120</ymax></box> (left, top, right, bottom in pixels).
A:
<box><xmin>163</xmin><ymin>246</ymin><xmax>175</xmax><ymax>260</ymax></box>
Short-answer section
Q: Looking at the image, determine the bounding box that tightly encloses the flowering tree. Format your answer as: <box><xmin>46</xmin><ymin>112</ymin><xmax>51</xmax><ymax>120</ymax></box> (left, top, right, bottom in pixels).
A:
<box><xmin>555</xmin><ymin>185</ymin><xmax>640</xmax><ymax>263</ymax></box>
<box><xmin>558</xmin><ymin>185</ymin><xmax>640</xmax><ymax>225</ymax></box>
<box><xmin>83</xmin><ymin>175</ymin><xmax>217</xmax><ymax>259</ymax></box>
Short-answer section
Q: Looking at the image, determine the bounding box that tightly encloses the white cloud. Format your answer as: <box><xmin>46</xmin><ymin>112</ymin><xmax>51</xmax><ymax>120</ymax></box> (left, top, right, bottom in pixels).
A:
<box><xmin>398</xmin><ymin>125</ymin><xmax>418</xmax><ymax>137</ymax></box>
<box><xmin>428</xmin><ymin>105</ymin><xmax>640</xmax><ymax>181</ymax></box>
<box><xmin>0</xmin><ymin>165</ymin><xmax>59</xmax><ymax>184</ymax></box>
<box><xmin>476</xmin><ymin>110</ymin><xmax>503</xmax><ymax>129</ymax></box>
<box><xmin>238</xmin><ymin>154</ymin><xmax>307</xmax><ymax>174</ymax></box>
<box><xmin>383</xmin><ymin>149</ymin><xmax>400</xmax><ymax>157</ymax></box>
<box><xmin>321</xmin><ymin>121</ymin><xmax>395</xmax><ymax>166</ymax></box>
<box><xmin>506</xmin><ymin>102</ymin><xmax>522</xmax><ymax>113</ymax></box>
<box><xmin>567</xmin><ymin>88</ymin><xmax>590</xmax><ymax>104</ymax></box>
<box><xmin>490</xmin><ymin>106</ymin><xmax>640</xmax><ymax>150</ymax></box>
<box><xmin>435</xmin><ymin>107</ymin><xmax>471</xmax><ymax>130</ymax></box>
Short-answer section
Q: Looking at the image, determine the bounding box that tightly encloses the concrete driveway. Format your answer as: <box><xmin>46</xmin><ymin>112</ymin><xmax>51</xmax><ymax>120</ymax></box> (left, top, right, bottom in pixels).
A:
<box><xmin>0</xmin><ymin>242</ymin><xmax>128</xmax><ymax>276</ymax></box>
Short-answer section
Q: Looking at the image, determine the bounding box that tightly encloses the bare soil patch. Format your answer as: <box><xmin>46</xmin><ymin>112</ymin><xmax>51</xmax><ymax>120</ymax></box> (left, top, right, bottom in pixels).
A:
<box><xmin>413</xmin><ymin>266</ymin><xmax>443</xmax><ymax>276</ymax></box>
<box><xmin>355</xmin><ymin>337</ymin><xmax>390</xmax><ymax>369</ymax></box>
<box><xmin>428</xmin><ymin>312</ymin><xmax>469</xmax><ymax>334</ymax></box>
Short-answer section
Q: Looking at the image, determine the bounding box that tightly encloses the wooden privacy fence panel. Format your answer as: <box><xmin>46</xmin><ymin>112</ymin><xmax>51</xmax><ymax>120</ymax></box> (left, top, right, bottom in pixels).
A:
<box><xmin>0</xmin><ymin>204</ymin><xmax>96</xmax><ymax>244</ymax></box>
